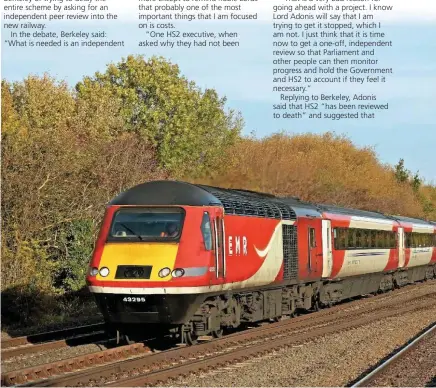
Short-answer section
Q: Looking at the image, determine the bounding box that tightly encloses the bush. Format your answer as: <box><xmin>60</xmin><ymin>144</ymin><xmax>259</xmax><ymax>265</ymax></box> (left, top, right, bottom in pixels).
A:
<box><xmin>1</xmin><ymin>79</ymin><xmax>168</xmax><ymax>303</ymax></box>
<box><xmin>196</xmin><ymin>132</ymin><xmax>435</xmax><ymax>219</ymax></box>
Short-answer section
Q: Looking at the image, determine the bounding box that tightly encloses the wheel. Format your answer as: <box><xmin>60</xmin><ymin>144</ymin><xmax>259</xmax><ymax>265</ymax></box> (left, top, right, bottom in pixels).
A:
<box><xmin>117</xmin><ymin>331</ymin><xmax>135</xmax><ymax>345</ymax></box>
<box><xmin>180</xmin><ymin>324</ymin><xmax>199</xmax><ymax>345</ymax></box>
<box><xmin>183</xmin><ymin>331</ymin><xmax>199</xmax><ymax>345</ymax></box>
<box><xmin>212</xmin><ymin>329</ymin><xmax>223</xmax><ymax>338</ymax></box>
<box><xmin>124</xmin><ymin>334</ymin><xmax>136</xmax><ymax>345</ymax></box>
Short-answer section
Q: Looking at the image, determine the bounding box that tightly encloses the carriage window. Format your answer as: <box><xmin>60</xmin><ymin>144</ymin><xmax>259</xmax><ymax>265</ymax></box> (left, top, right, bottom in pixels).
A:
<box><xmin>370</xmin><ymin>230</ymin><xmax>377</xmax><ymax>248</ymax></box>
<box><xmin>334</xmin><ymin>228</ymin><xmax>398</xmax><ymax>250</ymax></box>
<box><xmin>362</xmin><ymin>230</ymin><xmax>370</xmax><ymax>248</ymax></box>
<box><xmin>413</xmin><ymin>233</ymin><xmax>421</xmax><ymax>248</ymax></box>
<box><xmin>390</xmin><ymin>232</ymin><xmax>397</xmax><ymax>248</ymax></box>
<box><xmin>355</xmin><ymin>229</ymin><xmax>363</xmax><ymax>249</ymax></box>
<box><xmin>334</xmin><ymin>228</ymin><xmax>347</xmax><ymax>250</ymax></box>
<box><xmin>405</xmin><ymin>232</ymin><xmax>411</xmax><ymax>248</ymax></box>
<box><xmin>349</xmin><ymin>229</ymin><xmax>356</xmax><ymax>249</ymax></box>
<box><xmin>384</xmin><ymin>231</ymin><xmax>389</xmax><ymax>248</ymax></box>
<box><xmin>384</xmin><ymin>231</ymin><xmax>393</xmax><ymax>249</ymax></box>
<box><xmin>375</xmin><ymin>231</ymin><xmax>383</xmax><ymax>248</ymax></box>
<box><xmin>407</xmin><ymin>232</ymin><xmax>435</xmax><ymax>248</ymax></box>
<box><xmin>110</xmin><ymin>207</ymin><xmax>184</xmax><ymax>240</ymax></box>
<box><xmin>380</xmin><ymin>231</ymin><xmax>386</xmax><ymax>248</ymax></box>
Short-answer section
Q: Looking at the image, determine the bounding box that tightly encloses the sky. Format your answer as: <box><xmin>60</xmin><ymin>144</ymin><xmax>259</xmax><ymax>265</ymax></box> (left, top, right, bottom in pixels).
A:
<box><xmin>1</xmin><ymin>0</ymin><xmax>435</xmax><ymax>181</ymax></box>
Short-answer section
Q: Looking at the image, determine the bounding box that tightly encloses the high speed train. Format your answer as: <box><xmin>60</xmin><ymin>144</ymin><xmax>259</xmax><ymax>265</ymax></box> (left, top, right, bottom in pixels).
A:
<box><xmin>86</xmin><ymin>180</ymin><xmax>436</xmax><ymax>344</ymax></box>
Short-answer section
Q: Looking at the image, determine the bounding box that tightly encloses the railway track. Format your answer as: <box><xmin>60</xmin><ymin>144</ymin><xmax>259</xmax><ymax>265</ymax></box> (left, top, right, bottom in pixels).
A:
<box><xmin>4</xmin><ymin>287</ymin><xmax>435</xmax><ymax>387</ymax></box>
<box><xmin>1</xmin><ymin>323</ymin><xmax>106</xmax><ymax>360</ymax></box>
<box><xmin>77</xmin><ymin>297</ymin><xmax>436</xmax><ymax>388</ymax></box>
<box><xmin>351</xmin><ymin>322</ymin><xmax>436</xmax><ymax>387</ymax></box>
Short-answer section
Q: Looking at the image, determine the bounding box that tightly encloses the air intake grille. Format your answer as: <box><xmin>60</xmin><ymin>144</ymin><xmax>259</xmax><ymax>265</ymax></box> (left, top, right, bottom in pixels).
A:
<box><xmin>199</xmin><ymin>185</ymin><xmax>297</xmax><ymax>220</ymax></box>
<box><xmin>283</xmin><ymin>225</ymin><xmax>298</xmax><ymax>280</ymax></box>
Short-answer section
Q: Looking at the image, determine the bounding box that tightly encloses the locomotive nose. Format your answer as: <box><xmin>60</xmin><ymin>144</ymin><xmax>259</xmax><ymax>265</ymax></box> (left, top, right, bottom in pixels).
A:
<box><xmin>92</xmin><ymin>242</ymin><xmax>179</xmax><ymax>282</ymax></box>
<box><xmin>87</xmin><ymin>206</ymin><xmax>186</xmax><ymax>283</ymax></box>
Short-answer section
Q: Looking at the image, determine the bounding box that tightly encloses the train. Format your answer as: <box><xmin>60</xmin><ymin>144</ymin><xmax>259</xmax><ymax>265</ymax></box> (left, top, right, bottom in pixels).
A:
<box><xmin>86</xmin><ymin>180</ymin><xmax>436</xmax><ymax>344</ymax></box>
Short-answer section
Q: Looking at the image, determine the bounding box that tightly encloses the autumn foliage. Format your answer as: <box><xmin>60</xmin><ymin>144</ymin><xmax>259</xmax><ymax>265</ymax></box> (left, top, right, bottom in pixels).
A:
<box><xmin>200</xmin><ymin>133</ymin><xmax>435</xmax><ymax>219</ymax></box>
<box><xmin>1</xmin><ymin>55</ymin><xmax>435</xmax><ymax>327</ymax></box>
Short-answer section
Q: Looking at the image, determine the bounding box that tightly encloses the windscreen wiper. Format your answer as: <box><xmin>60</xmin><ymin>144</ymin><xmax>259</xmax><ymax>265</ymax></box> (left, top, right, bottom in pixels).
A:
<box><xmin>118</xmin><ymin>223</ymin><xmax>143</xmax><ymax>241</ymax></box>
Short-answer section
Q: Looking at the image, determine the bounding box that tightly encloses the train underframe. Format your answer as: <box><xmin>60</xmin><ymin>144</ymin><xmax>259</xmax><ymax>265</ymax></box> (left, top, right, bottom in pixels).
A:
<box><xmin>95</xmin><ymin>263</ymin><xmax>436</xmax><ymax>345</ymax></box>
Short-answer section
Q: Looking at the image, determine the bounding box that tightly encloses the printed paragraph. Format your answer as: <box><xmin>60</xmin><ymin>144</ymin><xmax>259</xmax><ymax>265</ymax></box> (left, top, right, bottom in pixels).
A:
<box><xmin>3</xmin><ymin>0</ymin><xmax>124</xmax><ymax>48</ymax></box>
<box><xmin>272</xmin><ymin>0</ymin><xmax>394</xmax><ymax>121</ymax></box>
<box><xmin>138</xmin><ymin>0</ymin><xmax>258</xmax><ymax>48</ymax></box>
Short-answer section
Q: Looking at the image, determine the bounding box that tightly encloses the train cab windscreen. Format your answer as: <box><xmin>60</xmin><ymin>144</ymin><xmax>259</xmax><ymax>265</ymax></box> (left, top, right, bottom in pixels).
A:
<box><xmin>109</xmin><ymin>207</ymin><xmax>185</xmax><ymax>241</ymax></box>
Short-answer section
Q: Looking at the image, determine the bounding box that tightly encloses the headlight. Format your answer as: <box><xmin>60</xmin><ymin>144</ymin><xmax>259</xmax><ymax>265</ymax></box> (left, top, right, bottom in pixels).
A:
<box><xmin>158</xmin><ymin>267</ymin><xmax>171</xmax><ymax>278</ymax></box>
<box><xmin>99</xmin><ymin>267</ymin><xmax>110</xmax><ymax>277</ymax></box>
<box><xmin>172</xmin><ymin>268</ymin><xmax>185</xmax><ymax>278</ymax></box>
<box><xmin>89</xmin><ymin>267</ymin><xmax>99</xmax><ymax>276</ymax></box>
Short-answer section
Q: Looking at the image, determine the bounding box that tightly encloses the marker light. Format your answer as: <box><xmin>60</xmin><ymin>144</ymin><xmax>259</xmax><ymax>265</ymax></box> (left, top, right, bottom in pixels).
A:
<box><xmin>89</xmin><ymin>267</ymin><xmax>99</xmax><ymax>276</ymax></box>
<box><xmin>99</xmin><ymin>267</ymin><xmax>110</xmax><ymax>277</ymax></box>
<box><xmin>158</xmin><ymin>267</ymin><xmax>171</xmax><ymax>278</ymax></box>
<box><xmin>172</xmin><ymin>268</ymin><xmax>185</xmax><ymax>278</ymax></box>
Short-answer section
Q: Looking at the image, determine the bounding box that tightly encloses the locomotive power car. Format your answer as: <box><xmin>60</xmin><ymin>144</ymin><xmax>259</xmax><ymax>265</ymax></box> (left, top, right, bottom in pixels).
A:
<box><xmin>86</xmin><ymin>180</ymin><xmax>436</xmax><ymax>344</ymax></box>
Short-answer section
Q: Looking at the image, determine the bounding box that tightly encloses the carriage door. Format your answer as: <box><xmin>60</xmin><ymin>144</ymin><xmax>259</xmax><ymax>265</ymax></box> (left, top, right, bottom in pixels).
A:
<box><xmin>322</xmin><ymin>220</ymin><xmax>333</xmax><ymax>278</ymax></box>
<box><xmin>398</xmin><ymin>227</ymin><xmax>405</xmax><ymax>268</ymax></box>
<box><xmin>213</xmin><ymin>209</ymin><xmax>226</xmax><ymax>279</ymax></box>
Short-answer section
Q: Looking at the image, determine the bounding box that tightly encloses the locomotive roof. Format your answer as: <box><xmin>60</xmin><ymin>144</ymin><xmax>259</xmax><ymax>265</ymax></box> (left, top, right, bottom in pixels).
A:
<box><xmin>110</xmin><ymin>180</ymin><xmax>434</xmax><ymax>225</ymax></box>
<box><xmin>110</xmin><ymin>180</ymin><xmax>220</xmax><ymax>207</ymax></box>
<box><xmin>110</xmin><ymin>180</ymin><xmax>322</xmax><ymax>220</ymax></box>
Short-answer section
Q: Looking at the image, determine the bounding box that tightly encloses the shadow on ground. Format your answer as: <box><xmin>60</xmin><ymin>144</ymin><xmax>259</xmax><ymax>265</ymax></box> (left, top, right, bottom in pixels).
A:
<box><xmin>1</xmin><ymin>285</ymin><xmax>101</xmax><ymax>337</ymax></box>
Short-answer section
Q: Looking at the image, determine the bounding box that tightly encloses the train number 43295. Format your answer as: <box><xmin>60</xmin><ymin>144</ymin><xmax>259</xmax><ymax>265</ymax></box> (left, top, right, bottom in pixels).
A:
<box><xmin>123</xmin><ymin>297</ymin><xmax>146</xmax><ymax>302</ymax></box>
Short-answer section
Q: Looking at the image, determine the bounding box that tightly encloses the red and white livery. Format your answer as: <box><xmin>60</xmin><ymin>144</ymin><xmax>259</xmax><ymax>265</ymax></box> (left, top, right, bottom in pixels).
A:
<box><xmin>87</xmin><ymin>181</ymin><xmax>436</xmax><ymax>344</ymax></box>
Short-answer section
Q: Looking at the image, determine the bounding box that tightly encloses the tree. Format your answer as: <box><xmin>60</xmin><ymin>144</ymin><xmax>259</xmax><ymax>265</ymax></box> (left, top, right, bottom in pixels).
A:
<box><xmin>72</xmin><ymin>79</ymin><xmax>124</xmax><ymax>139</ymax></box>
<box><xmin>411</xmin><ymin>172</ymin><xmax>422</xmax><ymax>192</ymax></box>
<box><xmin>394</xmin><ymin>159</ymin><xmax>409</xmax><ymax>183</ymax></box>
<box><xmin>394</xmin><ymin>159</ymin><xmax>423</xmax><ymax>193</ymax></box>
<box><xmin>75</xmin><ymin>55</ymin><xmax>243</xmax><ymax>176</ymax></box>
<box><xmin>1</xmin><ymin>81</ymin><xmax>22</xmax><ymax>136</ymax></box>
<box><xmin>9</xmin><ymin>74</ymin><xmax>74</xmax><ymax>134</ymax></box>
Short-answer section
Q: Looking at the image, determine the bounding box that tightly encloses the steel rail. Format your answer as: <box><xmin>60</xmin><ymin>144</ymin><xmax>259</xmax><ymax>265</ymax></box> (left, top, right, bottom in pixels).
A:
<box><xmin>109</xmin><ymin>303</ymin><xmax>433</xmax><ymax>387</ymax></box>
<box><xmin>4</xmin><ymin>283</ymin><xmax>435</xmax><ymax>387</ymax></box>
<box><xmin>351</xmin><ymin>322</ymin><xmax>436</xmax><ymax>387</ymax></box>
<box><xmin>25</xmin><ymin>293</ymin><xmax>436</xmax><ymax>387</ymax></box>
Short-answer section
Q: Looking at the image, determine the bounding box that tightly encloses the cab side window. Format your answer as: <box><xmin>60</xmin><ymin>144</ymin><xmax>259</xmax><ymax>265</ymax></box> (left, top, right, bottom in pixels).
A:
<box><xmin>201</xmin><ymin>212</ymin><xmax>213</xmax><ymax>251</ymax></box>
